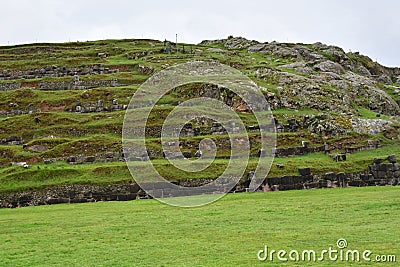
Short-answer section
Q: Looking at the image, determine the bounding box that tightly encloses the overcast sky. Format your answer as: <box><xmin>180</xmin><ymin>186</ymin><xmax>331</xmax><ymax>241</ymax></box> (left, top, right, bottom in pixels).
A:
<box><xmin>1</xmin><ymin>0</ymin><xmax>399</xmax><ymax>67</ymax></box>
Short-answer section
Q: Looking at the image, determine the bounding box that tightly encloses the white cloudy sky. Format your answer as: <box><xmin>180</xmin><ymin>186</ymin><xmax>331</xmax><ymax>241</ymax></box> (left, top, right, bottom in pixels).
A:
<box><xmin>1</xmin><ymin>0</ymin><xmax>399</xmax><ymax>67</ymax></box>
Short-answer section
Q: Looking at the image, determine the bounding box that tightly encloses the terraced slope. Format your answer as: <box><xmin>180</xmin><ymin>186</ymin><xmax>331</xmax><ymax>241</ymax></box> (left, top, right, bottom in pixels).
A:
<box><xmin>0</xmin><ymin>37</ymin><xmax>399</xmax><ymax>202</ymax></box>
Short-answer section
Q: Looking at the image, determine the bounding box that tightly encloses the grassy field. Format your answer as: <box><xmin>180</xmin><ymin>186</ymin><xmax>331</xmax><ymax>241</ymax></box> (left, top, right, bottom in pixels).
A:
<box><xmin>0</xmin><ymin>186</ymin><xmax>399</xmax><ymax>266</ymax></box>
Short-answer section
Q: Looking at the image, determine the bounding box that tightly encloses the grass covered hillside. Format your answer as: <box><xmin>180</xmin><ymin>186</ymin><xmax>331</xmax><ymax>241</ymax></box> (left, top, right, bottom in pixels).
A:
<box><xmin>0</xmin><ymin>36</ymin><xmax>399</xmax><ymax>195</ymax></box>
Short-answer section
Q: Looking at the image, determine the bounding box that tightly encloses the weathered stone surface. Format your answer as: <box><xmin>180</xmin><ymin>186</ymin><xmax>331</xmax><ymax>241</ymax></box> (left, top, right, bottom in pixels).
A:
<box><xmin>1</xmin><ymin>136</ymin><xmax>24</xmax><ymax>145</ymax></box>
<box><xmin>351</xmin><ymin>118</ymin><xmax>393</xmax><ymax>134</ymax></box>
<box><xmin>276</xmin><ymin>163</ymin><xmax>284</xmax><ymax>169</ymax></box>
<box><xmin>39</xmin><ymin>79</ymin><xmax>121</xmax><ymax>90</ymax></box>
<box><xmin>387</xmin><ymin>154</ymin><xmax>397</xmax><ymax>163</ymax></box>
<box><xmin>324</xmin><ymin>172</ymin><xmax>336</xmax><ymax>180</ymax></box>
<box><xmin>314</xmin><ymin>60</ymin><xmax>345</xmax><ymax>74</ymax></box>
<box><xmin>0</xmin><ymin>183</ymin><xmax>142</xmax><ymax>208</ymax></box>
<box><xmin>29</xmin><ymin>145</ymin><xmax>48</xmax><ymax>152</ymax></box>
<box><xmin>298</xmin><ymin>168</ymin><xmax>311</xmax><ymax>176</ymax></box>
<box><xmin>66</xmin><ymin>156</ymin><xmax>76</xmax><ymax>163</ymax></box>
<box><xmin>138</xmin><ymin>65</ymin><xmax>155</xmax><ymax>75</ymax></box>
<box><xmin>331</xmin><ymin>153</ymin><xmax>346</xmax><ymax>162</ymax></box>
<box><xmin>43</xmin><ymin>158</ymin><xmax>55</xmax><ymax>164</ymax></box>
<box><xmin>356</xmin><ymin>65</ymin><xmax>372</xmax><ymax>76</ymax></box>
<box><xmin>0</xmin><ymin>82</ymin><xmax>21</xmax><ymax>91</ymax></box>
<box><xmin>274</xmin><ymin>144</ymin><xmax>325</xmax><ymax>157</ymax></box>
<box><xmin>225</xmin><ymin>36</ymin><xmax>257</xmax><ymax>50</ymax></box>
<box><xmin>64</xmin><ymin>102</ymin><xmax>128</xmax><ymax>113</ymax></box>
<box><xmin>1</xmin><ymin>156</ymin><xmax>399</xmax><ymax>208</ymax></box>
<box><xmin>394</xmin><ymin>163</ymin><xmax>400</xmax><ymax>171</ymax></box>
<box><xmin>0</xmin><ymin>64</ymin><xmax>117</xmax><ymax>81</ymax></box>
<box><xmin>249</xmin><ymin>42</ymin><xmax>298</xmax><ymax>58</ymax></box>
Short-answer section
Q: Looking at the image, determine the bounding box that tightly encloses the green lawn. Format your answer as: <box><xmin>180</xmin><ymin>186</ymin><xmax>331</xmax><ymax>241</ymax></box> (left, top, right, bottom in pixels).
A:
<box><xmin>0</xmin><ymin>186</ymin><xmax>399</xmax><ymax>266</ymax></box>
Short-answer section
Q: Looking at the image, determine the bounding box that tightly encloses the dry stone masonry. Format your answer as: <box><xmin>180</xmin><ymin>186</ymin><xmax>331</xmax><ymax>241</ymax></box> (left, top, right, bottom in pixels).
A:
<box><xmin>0</xmin><ymin>82</ymin><xmax>21</xmax><ymax>91</ymax></box>
<box><xmin>0</xmin><ymin>77</ymin><xmax>122</xmax><ymax>92</ymax></box>
<box><xmin>0</xmin><ymin>64</ymin><xmax>118</xmax><ymax>80</ymax></box>
<box><xmin>1</xmin><ymin>155</ymin><xmax>398</xmax><ymax>208</ymax></box>
<box><xmin>66</xmin><ymin>99</ymin><xmax>128</xmax><ymax>113</ymax></box>
<box><xmin>39</xmin><ymin>77</ymin><xmax>120</xmax><ymax>91</ymax></box>
<box><xmin>261</xmin><ymin>155</ymin><xmax>399</xmax><ymax>191</ymax></box>
<box><xmin>1</xmin><ymin>136</ymin><xmax>24</xmax><ymax>145</ymax></box>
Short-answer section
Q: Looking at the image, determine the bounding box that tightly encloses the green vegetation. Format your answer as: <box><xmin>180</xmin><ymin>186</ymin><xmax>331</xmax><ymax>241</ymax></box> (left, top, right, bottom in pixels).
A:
<box><xmin>0</xmin><ymin>37</ymin><xmax>399</xmax><ymax>196</ymax></box>
<box><xmin>1</xmin><ymin>145</ymin><xmax>399</xmax><ymax>193</ymax></box>
<box><xmin>0</xmin><ymin>86</ymin><xmax>138</xmax><ymax>111</ymax></box>
<box><xmin>383</xmin><ymin>84</ymin><xmax>400</xmax><ymax>100</ymax></box>
<box><xmin>0</xmin><ymin>36</ymin><xmax>399</xmax><ymax>267</ymax></box>
<box><xmin>0</xmin><ymin>187</ymin><xmax>399</xmax><ymax>266</ymax></box>
<box><xmin>356</xmin><ymin>105</ymin><xmax>391</xmax><ymax>120</ymax></box>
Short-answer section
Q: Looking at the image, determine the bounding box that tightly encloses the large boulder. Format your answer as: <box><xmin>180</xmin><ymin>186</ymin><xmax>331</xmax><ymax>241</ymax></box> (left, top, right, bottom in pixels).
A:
<box><xmin>377</xmin><ymin>74</ymin><xmax>393</xmax><ymax>85</ymax></box>
<box><xmin>351</xmin><ymin>118</ymin><xmax>393</xmax><ymax>134</ymax></box>
<box><xmin>248</xmin><ymin>42</ymin><xmax>298</xmax><ymax>58</ymax></box>
<box><xmin>29</xmin><ymin>145</ymin><xmax>48</xmax><ymax>152</ymax></box>
<box><xmin>293</xmin><ymin>45</ymin><xmax>325</xmax><ymax>61</ymax></box>
<box><xmin>306</xmin><ymin>113</ymin><xmax>351</xmax><ymax>136</ymax></box>
<box><xmin>313</xmin><ymin>60</ymin><xmax>345</xmax><ymax>75</ymax></box>
<box><xmin>356</xmin><ymin>65</ymin><xmax>372</xmax><ymax>76</ymax></box>
<box><xmin>387</xmin><ymin>155</ymin><xmax>397</xmax><ymax>164</ymax></box>
<box><xmin>224</xmin><ymin>37</ymin><xmax>256</xmax><ymax>50</ymax></box>
<box><xmin>298</xmin><ymin>168</ymin><xmax>311</xmax><ymax>176</ymax></box>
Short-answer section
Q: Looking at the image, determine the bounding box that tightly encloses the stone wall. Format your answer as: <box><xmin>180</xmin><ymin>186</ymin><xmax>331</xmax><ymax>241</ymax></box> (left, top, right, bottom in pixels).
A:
<box><xmin>66</xmin><ymin>103</ymin><xmax>127</xmax><ymax>113</ymax></box>
<box><xmin>0</xmin><ymin>179</ymin><xmax>223</xmax><ymax>208</ymax></box>
<box><xmin>64</xmin><ymin>152</ymin><xmax>124</xmax><ymax>164</ymax></box>
<box><xmin>1</xmin><ymin>155</ymin><xmax>398</xmax><ymax>208</ymax></box>
<box><xmin>39</xmin><ymin>79</ymin><xmax>119</xmax><ymax>90</ymax></box>
<box><xmin>345</xmin><ymin>140</ymin><xmax>380</xmax><ymax>153</ymax></box>
<box><xmin>264</xmin><ymin>174</ymin><xmax>314</xmax><ymax>191</ymax></box>
<box><xmin>0</xmin><ymin>170</ymin><xmax>395</xmax><ymax>208</ymax></box>
<box><xmin>0</xmin><ymin>100</ymin><xmax>127</xmax><ymax>117</ymax></box>
<box><xmin>0</xmin><ymin>183</ymin><xmax>142</xmax><ymax>208</ymax></box>
<box><xmin>273</xmin><ymin>144</ymin><xmax>326</xmax><ymax>157</ymax></box>
<box><xmin>0</xmin><ymin>64</ymin><xmax>117</xmax><ymax>80</ymax></box>
<box><xmin>0</xmin><ymin>82</ymin><xmax>21</xmax><ymax>91</ymax></box>
<box><xmin>43</xmin><ymin>140</ymin><xmax>381</xmax><ymax>165</ymax></box>
<box><xmin>0</xmin><ymin>136</ymin><xmax>24</xmax><ymax>145</ymax></box>
<box><xmin>261</xmin><ymin>169</ymin><xmax>397</xmax><ymax>192</ymax></box>
<box><xmin>0</xmin><ymin>110</ymin><xmax>28</xmax><ymax>117</ymax></box>
<box><xmin>369</xmin><ymin>155</ymin><xmax>399</xmax><ymax>185</ymax></box>
<box><xmin>0</xmin><ymin>79</ymin><xmax>121</xmax><ymax>92</ymax></box>
<box><xmin>260</xmin><ymin>155</ymin><xmax>399</xmax><ymax>191</ymax></box>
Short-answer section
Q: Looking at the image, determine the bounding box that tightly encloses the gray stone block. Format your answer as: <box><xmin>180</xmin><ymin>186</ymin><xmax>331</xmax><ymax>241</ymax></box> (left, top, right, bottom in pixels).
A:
<box><xmin>377</xmin><ymin>171</ymin><xmax>386</xmax><ymax>179</ymax></box>
<box><xmin>84</xmin><ymin>156</ymin><xmax>96</xmax><ymax>163</ymax></box>
<box><xmin>378</xmin><ymin>164</ymin><xmax>388</xmax><ymax>172</ymax></box>
<box><xmin>324</xmin><ymin>172</ymin><xmax>336</xmax><ymax>180</ymax></box>
<box><xmin>66</xmin><ymin>156</ymin><xmax>76</xmax><ymax>163</ymax></box>
<box><xmin>394</xmin><ymin>163</ymin><xmax>400</xmax><ymax>171</ymax></box>
<box><xmin>387</xmin><ymin>154</ymin><xmax>397</xmax><ymax>164</ymax></box>
<box><xmin>298</xmin><ymin>168</ymin><xmax>311</xmax><ymax>176</ymax></box>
